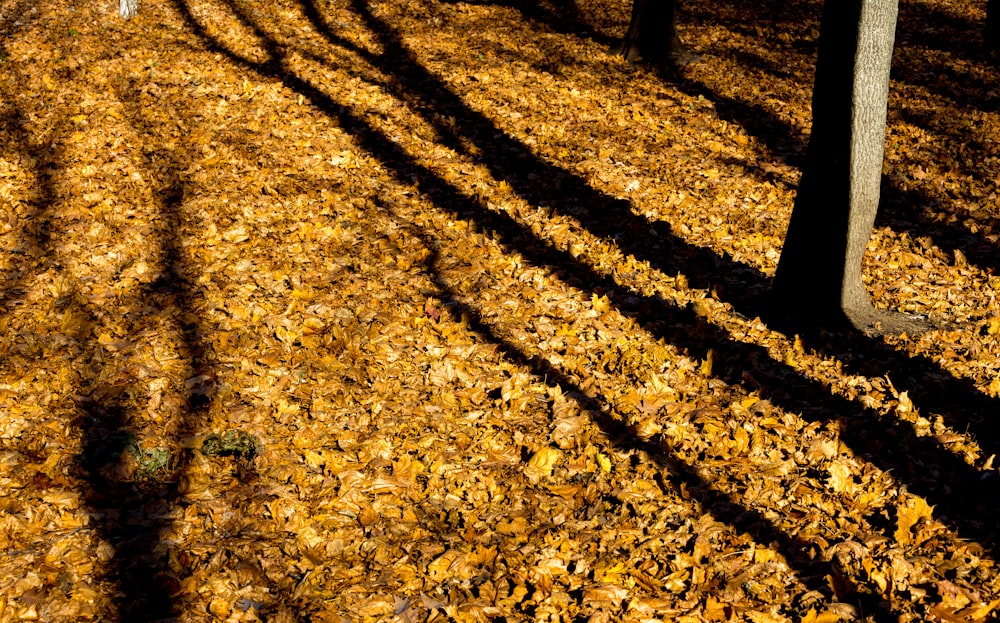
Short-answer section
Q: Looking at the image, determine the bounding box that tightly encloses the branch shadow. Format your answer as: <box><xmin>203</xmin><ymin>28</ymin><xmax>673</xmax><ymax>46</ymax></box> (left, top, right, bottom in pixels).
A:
<box><xmin>0</xmin><ymin>21</ymin><xmax>203</xmax><ymax>618</ymax></box>
<box><xmin>166</xmin><ymin>0</ymin><xmax>1000</xmax><ymax>615</ymax></box>
<box><xmin>318</xmin><ymin>0</ymin><xmax>1000</xmax><ymax>472</ymax></box>
<box><xmin>437</xmin><ymin>277</ymin><xmax>865</xmax><ymax>610</ymax></box>
<box><xmin>70</xmin><ymin>103</ymin><xmax>208</xmax><ymax>621</ymax></box>
<box><xmin>0</xmin><ymin>104</ymin><xmax>57</xmax><ymax>315</ymax></box>
<box><xmin>438</xmin><ymin>0</ymin><xmax>615</xmax><ymax>46</ymax></box>
<box><xmin>77</xmin><ymin>67</ymin><xmax>302</xmax><ymax>621</ymax></box>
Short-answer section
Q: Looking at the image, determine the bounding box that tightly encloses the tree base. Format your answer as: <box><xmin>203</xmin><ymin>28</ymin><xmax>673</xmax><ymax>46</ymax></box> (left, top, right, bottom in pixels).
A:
<box><xmin>844</xmin><ymin>307</ymin><xmax>932</xmax><ymax>337</ymax></box>
<box><xmin>766</xmin><ymin>296</ymin><xmax>932</xmax><ymax>338</ymax></box>
<box><xmin>617</xmin><ymin>40</ymin><xmax>702</xmax><ymax>68</ymax></box>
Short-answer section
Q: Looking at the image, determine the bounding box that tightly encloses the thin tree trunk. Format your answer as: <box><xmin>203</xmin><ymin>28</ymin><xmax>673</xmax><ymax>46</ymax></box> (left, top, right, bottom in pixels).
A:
<box><xmin>120</xmin><ymin>0</ymin><xmax>138</xmax><ymax>19</ymax></box>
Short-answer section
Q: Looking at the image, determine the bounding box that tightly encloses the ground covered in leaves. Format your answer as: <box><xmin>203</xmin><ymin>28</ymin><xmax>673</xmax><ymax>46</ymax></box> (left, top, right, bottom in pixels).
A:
<box><xmin>3</xmin><ymin>0</ymin><xmax>1000</xmax><ymax>621</ymax></box>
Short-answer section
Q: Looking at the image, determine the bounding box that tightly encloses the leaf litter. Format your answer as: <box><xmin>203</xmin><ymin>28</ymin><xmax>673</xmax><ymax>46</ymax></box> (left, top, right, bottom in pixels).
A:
<box><xmin>2</xmin><ymin>0</ymin><xmax>1000</xmax><ymax>621</ymax></box>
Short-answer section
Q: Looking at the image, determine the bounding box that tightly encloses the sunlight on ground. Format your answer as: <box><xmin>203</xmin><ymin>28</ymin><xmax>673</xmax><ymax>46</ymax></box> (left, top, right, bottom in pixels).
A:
<box><xmin>2</xmin><ymin>0</ymin><xmax>1000</xmax><ymax>620</ymax></box>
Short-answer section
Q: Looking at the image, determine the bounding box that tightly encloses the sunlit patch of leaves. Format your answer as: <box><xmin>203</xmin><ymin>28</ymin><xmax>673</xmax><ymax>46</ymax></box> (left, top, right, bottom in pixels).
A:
<box><xmin>2</xmin><ymin>0</ymin><xmax>1000</xmax><ymax>620</ymax></box>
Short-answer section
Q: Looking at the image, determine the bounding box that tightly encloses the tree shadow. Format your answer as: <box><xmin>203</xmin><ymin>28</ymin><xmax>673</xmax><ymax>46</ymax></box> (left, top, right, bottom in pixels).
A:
<box><xmin>76</xmin><ymin>68</ymin><xmax>304</xmax><ymax>621</ymax></box>
<box><xmin>69</xmin><ymin>106</ymin><xmax>207</xmax><ymax>621</ymax></box>
<box><xmin>0</xmin><ymin>104</ymin><xmax>57</xmax><ymax>314</ymax></box>
<box><xmin>5</xmin><ymin>0</ymin><xmax>998</xmax><ymax>617</ymax></box>
<box><xmin>314</xmin><ymin>0</ymin><xmax>1000</xmax><ymax>471</ymax></box>
<box><xmin>188</xmin><ymin>0</ymin><xmax>997</xmax><ymax>582</ymax></box>
<box><xmin>0</xmin><ymin>27</ymin><xmax>201</xmax><ymax>617</ymax></box>
<box><xmin>411</xmin><ymin>239</ymin><xmax>891</xmax><ymax>616</ymax></box>
<box><xmin>438</xmin><ymin>0</ymin><xmax>616</xmax><ymax>46</ymax></box>
<box><xmin>128</xmin><ymin>0</ymin><xmax>1000</xmax><ymax>616</ymax></box>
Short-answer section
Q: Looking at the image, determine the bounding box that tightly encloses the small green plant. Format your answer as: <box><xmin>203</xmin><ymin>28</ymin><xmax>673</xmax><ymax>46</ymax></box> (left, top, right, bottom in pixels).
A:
<box><xmin>200</xmin><ymin>429</ymin><xmax>262</xmax><ymax>461</ymax></box>
<box><xmin>130</xmin><ymin>444</ymin><xmax>170</xmax><ymax>478</ymax></box>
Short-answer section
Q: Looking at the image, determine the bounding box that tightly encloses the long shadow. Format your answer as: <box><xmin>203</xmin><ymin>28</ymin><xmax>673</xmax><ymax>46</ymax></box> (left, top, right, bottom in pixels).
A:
<box><xmin>314</xmin><ymin>0</ymin><xmax>1000</xmax><ymax>469</ymax></box>
<box><xmin>299</xmin><ymin>0</ymin><xmax>772</xmax><ymax>313</ymax></box>
<box><xmin>451</xmin><ymin>0</ymin><xmax>1000</xmax><ymax>271</ymax></box>
<box><xmin>408</xmin><ymin>241</ymin><xmax>884</xmax><ymax>615</ymax></box>
<box><xmin>171</xmin><ymin>0</ymin><xmax>1000</xmax><ymax>609</ymax></box>
<box><xmin>85</xmin><ymin>69</ymin><xmax>303</xmax><ymax>620</ymax></box>
<box><xmin>439</xmin><ymin>0</ymin><xmax>615</xmax><ymax>47</ymax></box>
<box><xmin>0</xmin><ymin>24</ymin><xmax>198</xmax><ymax>618</ymax></box>
<box><xmin>66</xmin><ymin>73</ymin><xmax>224</xmax><ymax>620</ymax></box>
<box><xmin>73</xmin><ymin>127</ymin><xmax>205</xmax><ymax>621</ymax></box>
<box><xmin>0</xmin><ymin>105</ymin><xmax>56</xmax><ymax>313</ymax></box>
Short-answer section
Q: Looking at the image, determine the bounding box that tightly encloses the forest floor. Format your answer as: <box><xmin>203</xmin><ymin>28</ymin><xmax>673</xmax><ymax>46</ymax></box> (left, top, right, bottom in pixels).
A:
<box><xmin>3</xmin><ymin>0</ymin><xmax>1000</xmax><ymax>621</ymax></box>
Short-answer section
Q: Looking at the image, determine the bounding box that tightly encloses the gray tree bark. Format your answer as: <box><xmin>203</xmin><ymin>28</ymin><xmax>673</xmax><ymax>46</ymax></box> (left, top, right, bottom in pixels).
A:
<box><xmin>770</xmin><ymin>0</ymin><xmax>927</xmax><ymax>335</ymax></box>
<box><xmin>120</xmin><ymin>0</ymin><xmax>138</xmax><ymax>18</ymax></box>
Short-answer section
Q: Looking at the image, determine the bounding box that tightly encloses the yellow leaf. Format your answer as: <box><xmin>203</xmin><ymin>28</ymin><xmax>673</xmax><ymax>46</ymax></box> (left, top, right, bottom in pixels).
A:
<box><xmin>826</xmin><ymin>461</ymin><xmax>854</xmax><ymax>493</ymax></box>
<box><xmin>598</xmin><ymin>561</ymin><xmax>626</xmax><ymax>582</ymax></box>
<box><xmin>895</xmin><ymin>390</ymin><xmax>913</xmax><ymax>414</ymax></box>
<box><xmin>583</xmin><ymin>584</ymin><xmax>628</xmax><ymax>606</ymax></box>
<box><xmin>591</xmin><ymin>293</ymin><xmax>611</xmax><ymax>313</ymax></box>
<box><xmin>223</xmin><ymin>225</ymin><xmax>249</xmax><ymax>242</ymax></box>
<box><xmin>393</xmin><ymin>455</ymin><xmax>425</xmax><ymax>482</ymax></box>
<box><xmin>595</xmin><ymin>450</ymin><xmax>612</xmax><ymax>473</ymax></box>
<box><xmin>895</xmin><ymin>495</ymin><xmax>934</xmax><ymax>545</ymax></box>
<box><xmin>525</xmin><ymin>447</ymin><xmax>562</xmax><ymax>482</ymax></box>
<box><xmin>556</xmin><ymin>323</ymin><xmax>576</xmax><ymax>336</ymax></box>
<box><xmin>989</xmin><ymin>377</ymin><xmax>1000</xmax><ymax>398</ymax></box>
<box><xmin>358</xmin><ymin>506</ymin><xmax>379</xmax><ymax>527</ymax></box>
<box><xmin>301</xmin><ymin>317</ymin><xmax>325</xmax><ymax>334</ymax></box>
<box><xmin>963</xmin><ymin>598</ymin><xmax>1000</xmax><ymax>621</ymax></box>
<box><xmin>497</xmin><ymin>515</ymin><xmax>527</xmax><ymax>535</ymax></box>
<box><xmin>703</xmin><ymin>596</ymin><xmax>730</xmax><ymax>621</ymax></box>
<box><xmin>700</xmin><ymin>349</ymin><xmax>714</xmax><ymax>376</ymax></box>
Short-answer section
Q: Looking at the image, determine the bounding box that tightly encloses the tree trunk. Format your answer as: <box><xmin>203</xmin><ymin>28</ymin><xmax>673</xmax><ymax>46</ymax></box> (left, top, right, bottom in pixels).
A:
<box><xmin>120</xmin><ymin>0</ymin><xmax>138</xmax><ymax>19</ymax></box>
<box><xmin>770</xmin><ymin>0</ymin><xmax>927</xmax><ymax>335</ymax></box>
<box><xmin>617</xmin><ymin>0</ymin><xmax>699</xmax><ymax>67</ymax></box>
<box><xmin>987</xmin><ymin>0</ymin><xmax>1000</xmax><ymax>53</ymax></box>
